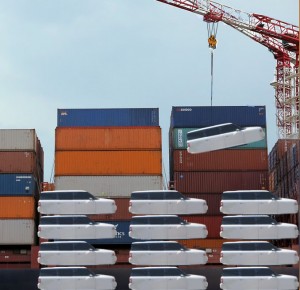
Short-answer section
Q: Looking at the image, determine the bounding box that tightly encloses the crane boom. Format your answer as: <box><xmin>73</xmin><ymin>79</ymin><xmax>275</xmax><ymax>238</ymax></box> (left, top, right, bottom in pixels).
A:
<box><xmin>156</xmin><ymin>0</ymin><xmax>299</xmax><ymax>139</ymax></box>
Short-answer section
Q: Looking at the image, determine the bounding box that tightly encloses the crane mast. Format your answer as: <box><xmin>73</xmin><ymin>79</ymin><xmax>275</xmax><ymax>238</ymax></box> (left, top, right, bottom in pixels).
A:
<box><xmin>157</xmin><ymin>0</ymin><xmax>299</xmax><ymax>139</ymax></box>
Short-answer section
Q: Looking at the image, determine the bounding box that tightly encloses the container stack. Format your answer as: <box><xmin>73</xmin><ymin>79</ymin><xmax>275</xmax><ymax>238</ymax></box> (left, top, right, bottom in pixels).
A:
<box><xmin>169</xmin><ymin>106</ymin><xmax>268</xmax><ymax>263</ymax></box>
<box><xmin>0</xmin><ymin>129</ymin><xmax>44</xmax><ymax>268</ymax></box>
<box><xmin>54</xmin><ymin>108</ymin><xmax>163</xmax><ymax>264</ymax></box>
<box><xmin>269</xmin><ymin>139</ymin><xmax>300</xmax><ymax>248</ymax></box>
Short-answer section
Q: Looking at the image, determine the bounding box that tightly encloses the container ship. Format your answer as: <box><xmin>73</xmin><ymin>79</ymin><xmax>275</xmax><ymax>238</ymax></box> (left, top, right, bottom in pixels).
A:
<box><xmin>0</xmin><ymin>107</ymin><xmax>298</xmax><ymax>290</ymax></box>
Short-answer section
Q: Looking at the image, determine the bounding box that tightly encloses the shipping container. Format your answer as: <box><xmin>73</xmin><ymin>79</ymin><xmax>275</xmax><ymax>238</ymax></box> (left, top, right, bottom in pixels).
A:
<box><xmin>57</xmin><ymin>108</ymin><xmax>159</xmax><ymax>127</ymax></box>
<box><xmin>0</xmin><ymin>174</ymin><xmax>39</xmax><ymax>196</ymax></box>
<box><xmin>56</xmin><ymin>221</ymin><xmax>139</xmax><ymax>245</ymax></box>
<box><xmin>269</xmin><ymin>139</ymin><xmax>300</xmax><ymax>172</ymax></box>
<box><xmin>30</xmin><ymin>246</ymin><xmax>39</xmax><ymax>269</ymax></box>
<box><xmin>89</xmin><ymin>198</ymin><xmax>132</xmax><ymax>221</ymax></box>
<box><xmin>182</xmin><ymin>215</ymin><xmax>222</xmax><ymax>239</ymax></box>
<box><xmin>0</xmin><ymin>152</ymin><xmax>43</xmax><ymax>181</ymax></box>
<box><xmin>0</xmin><ymin>219</ymin><xmax>36</xmax><ymax>245</ymax></box>
<box><xmin>55</xmin><ymin>151</ymin><xmax>162</xmax><ymax>176</ymax></box>
<box><xmin>170</xmin><ymin>128</ymin><xmax>267</xmax><ymax>149</ymax></box>
<box><xmin>173</xmin><ymin>171</ymin><xmax>269</xmax><ymax>193</ymax></box>
<box><xmin>54</xmin><ymin>175</ymin><xmax>163</xmax><ymax>197</ymax></box>
<box><xmin>55</xmin><ymin>127</ymin><xmax>162</xmax><ymax>151</ymax></box>
<box><xmin>184</xmin><ymin>193</ymin><xmax>222</xmax><ymax>216</ymax></box>
<box><xmin>172</xmin><ymin>149</ymin><xmax>268</xmax><ymax>172</ymax></box>
<box><xmin>179</xmin><ymin>239</ymin><xmax>238</xmax><ymax>250</ymax></box>
<box><xmin>0</xmin><ymin>249</ymin><xmax>31</xmax><ymax>263</ymax></box>
<box><xmin>170</xmin><ymin>106</ymin><xmax>266</xmax><ymax>128</ymax></box>
<box><xmin>0</xmin><ymin>197</ymin><xmax>36</xmax><ymax>219</ymax></box>
<box><xmin>0</xmin><ymin>129</ymin><xmax>38</xmax><ymax>151</ymax></box>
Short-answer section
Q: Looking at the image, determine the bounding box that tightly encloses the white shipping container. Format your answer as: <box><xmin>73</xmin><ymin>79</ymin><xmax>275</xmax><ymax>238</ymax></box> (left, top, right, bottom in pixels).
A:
<box><xmin>0</xmin><ymin>129</ymin><xmax>37</xmax><ymax>151</ymax></box>
<box><xmin>54</xmin><ymin>176</ymin><xmax>164</xmax><ymax>197</ymax></box>
<box><xmin>0</xmin><ymin>219</ymin><xmax>36</xmax><ymax>245</ymax></box>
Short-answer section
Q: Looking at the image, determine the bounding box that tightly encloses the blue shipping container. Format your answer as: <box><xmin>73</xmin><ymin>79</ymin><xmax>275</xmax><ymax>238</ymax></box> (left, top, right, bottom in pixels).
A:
<box><xmin>57</xmin><ymin>221</ymin><xmax>142</xmax><ymax>245</ymax></box>
<box><xmin>57</xmin><ymin>108</ymin><xmax>159</xmax><ymax>127</ymax></box>
<box><xmin>170</xmin><ymin>106</ymin><xmax>266</xmax><ymax>128</ymax></box>
<box><xmin>0</xmin><ymin>174</ymin><xmax>38</xmax><ymax>196</ymax></box>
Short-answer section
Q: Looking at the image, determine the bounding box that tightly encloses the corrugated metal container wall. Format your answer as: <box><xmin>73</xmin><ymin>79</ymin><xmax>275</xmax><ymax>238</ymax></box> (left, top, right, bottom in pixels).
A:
<box><xmin>174</xmin><ymin>171</ymin><xmax>269</xmax><ymax>193</ymax></box>
<box><xmin>0</xmin><ymin>174</ymin><xmax>38</xmax><ymax>196</ymax></box>
<box><xmin>184</xmin><ymin>193</ymin><xmax>222</xmax><ymax>216</ymax></box>
<box><xmin>55</xmin><ymin>127</ymin><xmax>162</xmax><ymax>151</ymax></box>
<box><xmin>170</xmin><ymin>106</ymin><xmax>266</xmax><ymax>128</ymax></box>
<box><xmin>0</xmin><ymin>219</ymin><xmax>36</xmax><ymax>245</ymax></box>
<box><xmin>0</xmin><ymin>151</ymin><xmax>43</xmax><ymax>176</ymax></box>
<box><xmin>0</xmin><ymin>129</ymin><xmax>37</xmax><ymax>151</ymax></box>
<box><xmin>171</xmin><ymin>128</ymin><xmax>267</xmax><ymax>149</ymax></box>
<box><xmin>0</xmin><ymin>197</ymin><xmax>36</xmax><ymax>219</ymax></box>
<box><xmin>89</xmin><ymin>198</ymin><xmax>132</xmax><ymax>221</ymax></box>
<box><xmin>54</xmin><ymin>175</ymin><xmax>163</xmax><ymax>197</ymax></box>
<box><xmin>57</xmin><ymin>108</ymin><xmax>159</xmax><ymax>127</ymax></box>
<box><xmin>182</xmin><ymin>215</ymin><xmax>222</xmax><ymax>238</ymax></box>
<box><xmin>0</xmin><ymin>250</ymin><xmax>31</xmax><ymax>263</ymax></box>
<box><xmin>172</xmin><ymin>149</ymin><xmax>268</xmax><ymax>172</ymax></box>
<box><xmin>179</xmin><ymin>239</ymin><xmax>239</xmax><ymax>249</ymax></box>
<box><xmin>55</xmin><ymin>151</ymin><xmax>162</xmax><ymax>176</ymax></box>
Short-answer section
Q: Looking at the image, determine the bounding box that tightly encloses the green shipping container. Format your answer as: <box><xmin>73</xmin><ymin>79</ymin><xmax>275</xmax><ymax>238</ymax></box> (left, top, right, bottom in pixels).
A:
<box><xmin>171</xmin><ymin>128</ymin><xmax>267</xmax><ymax>149</ymax></box>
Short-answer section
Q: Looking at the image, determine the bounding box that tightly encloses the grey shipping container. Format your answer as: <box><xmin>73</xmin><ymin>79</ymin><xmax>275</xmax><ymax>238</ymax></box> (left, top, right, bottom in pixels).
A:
<box><xmin>0</xmin><ymin>219</ymin><xmax>36</xmax><ymax>245</ymax></box>
<box><xmin>0</xmin><ymin>129</ymin><xmax>38</xmax><ymax>151</ymax></box>
<box><xmin>54</xmin><ymin>175</ymin><xmax>164</xmax><ymax>197</ymax></box>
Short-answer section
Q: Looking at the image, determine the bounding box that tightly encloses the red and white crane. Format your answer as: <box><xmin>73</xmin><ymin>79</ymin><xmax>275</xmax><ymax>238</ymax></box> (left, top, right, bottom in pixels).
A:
<box><xmin>157</xmin><ymin>0</ymin><xmax>299</xmax><ymax>139</ymax></box>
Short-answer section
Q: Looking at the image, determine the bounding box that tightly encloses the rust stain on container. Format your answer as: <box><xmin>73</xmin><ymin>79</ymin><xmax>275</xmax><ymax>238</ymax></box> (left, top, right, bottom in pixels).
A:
<box><xmin>0</xmin><ymin>197</ymin><xmax>36</xmax><ymax>219</ymax></box>
<box><xmin>174</xmin><ymin>171</ymin><xmax>269</xmax><ymax>193</ymax></box>
<box><xmin>55</xmin><ymin>127</ymin><xmax>162</xmax><ymax>151</ymax></box>
<box><xmin>173</xmin><ymin>149</ymin><xmax>268</xmax><ymax>171</ymax></box>
<box><xmin>55</xmin><ymin>151</ymin><xmax>162</xmax><ymax>176</ymax></box>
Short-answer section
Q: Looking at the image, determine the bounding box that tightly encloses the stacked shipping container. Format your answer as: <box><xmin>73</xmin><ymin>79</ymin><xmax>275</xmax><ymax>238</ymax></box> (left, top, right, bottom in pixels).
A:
<box><xmin>269</xmin><ymin>139</ymin><xmax>300</xmax><ymax>248</ymax></box>
<box><xmin>54</xmin><ymin>108</ymin><xmax>163</xmax><ymax>263</ymax></box>
<box><xmin>0</xmin><ymin>129</ymin><xmax>44</xmax><ymax>268</ymax></box>
<box><xmin>169</xmin><ymin>106</ymin><xmax>268</xmax><ymax>263</ymax></box>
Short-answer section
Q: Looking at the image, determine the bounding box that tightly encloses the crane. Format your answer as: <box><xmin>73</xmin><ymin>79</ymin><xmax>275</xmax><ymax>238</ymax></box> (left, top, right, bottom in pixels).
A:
<box><xmin>156</xmin><ymin>0</ymin><xmax>299</xmax><ymax>139</ymax></box>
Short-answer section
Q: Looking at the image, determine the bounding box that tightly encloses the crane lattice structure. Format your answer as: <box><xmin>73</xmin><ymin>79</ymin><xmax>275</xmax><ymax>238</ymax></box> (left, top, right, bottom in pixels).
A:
<box><xmin>157</xmin><ymin>0</ymin><xmax>299</xmax><ymax>139</ymax></box>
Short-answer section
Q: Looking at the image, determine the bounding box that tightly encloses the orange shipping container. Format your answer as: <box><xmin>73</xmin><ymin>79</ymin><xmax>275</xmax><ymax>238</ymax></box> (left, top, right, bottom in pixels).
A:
<box><xmin>55</xmin><ymin>151</ymin><xmax>162</xmax><ymax>176</ymax></box>
<box><xmin>55</xmin><ymin>127</ymin><xmax>162</xmax><ymax>151</ymax></box>
<box><xmin>179</xmin><ymin>239</ymin><xmax>238</xmax><ymax>249</ymax></box>
<box><xmin>0</xmin><ymin>197</ymin><xmax>36</xmax><ymax>219</ymax></box>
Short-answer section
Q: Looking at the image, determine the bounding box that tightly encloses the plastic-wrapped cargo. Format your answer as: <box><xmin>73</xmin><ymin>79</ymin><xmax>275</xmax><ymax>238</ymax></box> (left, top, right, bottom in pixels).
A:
<box><xmin>174</xmin><ymin>171</ymin><xmax>269</xmax><ymax>193</ymax></box>
<box><xmin>57</xmin><ymin>108</ymin><xmax>159</xmax><ymax>127</ymax></box>
<box><xmin>170</xmin><ymin>128</ymin><xmax>267</xmax><ymax>149</ymax></box>
<box><xmin>0</xmin><ymin>219</ymin><xmax>36</xmax><ymax>245</ymax></box>
<box><xmin>55</xmin><ymin>127</ymin><xmax>162</xmax><ymax>151</ymax></box>
<box><xmin>0</xmin><ymin>174</ymin><xmax>39</xmax><ymax>196</ymax></box>
<box><xmin>55</xmin><ymin>151</ymin><xmax>162</xmax><ymax>176</ymax></box>
<box><xmin>172</xmin><ymin>149</ymin><xmax>268</xmax><ymax>171</ymax></box>
<box><xmin>54</xmin><ymin>175</ymin><xmax>163</xmax><ymax>197</ymax></box>
<box><xmin>170</xmin><ymin>106</ymin><xmax>266</xmax><ymax>128</ymax></box>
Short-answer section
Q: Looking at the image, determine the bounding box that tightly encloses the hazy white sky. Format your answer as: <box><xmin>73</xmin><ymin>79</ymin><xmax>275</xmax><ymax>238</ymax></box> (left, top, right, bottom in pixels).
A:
<box><xmin>0</xmin><ymin>0</ymin><xmax>298</xmax><ymax>182</ymax></box>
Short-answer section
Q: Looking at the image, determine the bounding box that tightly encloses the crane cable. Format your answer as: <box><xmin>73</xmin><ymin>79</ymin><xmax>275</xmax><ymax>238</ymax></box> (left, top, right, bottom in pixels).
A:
<box><xmin>206</xmin><ymin>0</ymin><xmax>218</xmax><ymax>106</ymax></box>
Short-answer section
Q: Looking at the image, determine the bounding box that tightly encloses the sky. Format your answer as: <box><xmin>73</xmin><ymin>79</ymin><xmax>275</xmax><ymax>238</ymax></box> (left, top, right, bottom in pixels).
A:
<box><xmin>0</xmin><ymin>0</ymin><xmax>298</xmax><ymax>183</ymax></box>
